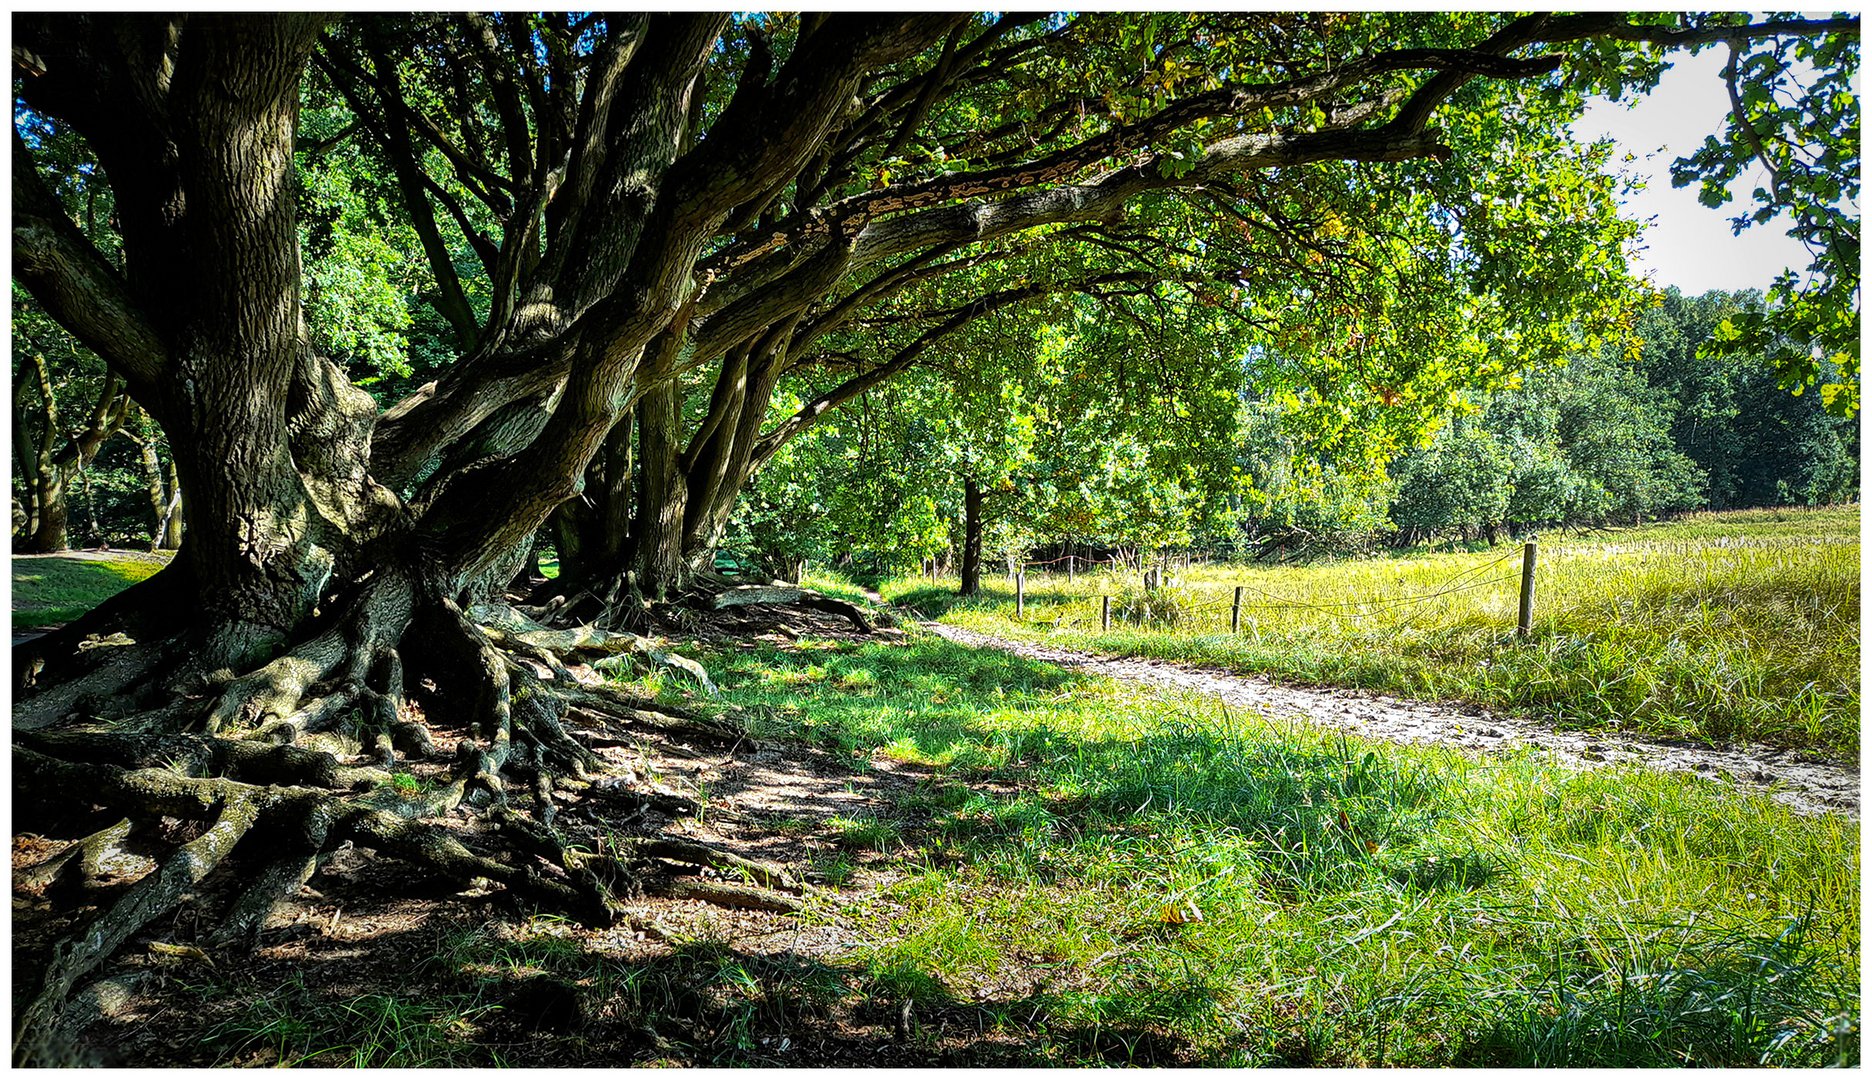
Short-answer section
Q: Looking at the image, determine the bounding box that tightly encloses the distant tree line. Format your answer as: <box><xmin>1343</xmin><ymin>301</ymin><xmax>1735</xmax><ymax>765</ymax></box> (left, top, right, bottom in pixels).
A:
<box><xmin>1244</xmin><ymin>287</ymin><xmax>1857</xmax><ymax>556</ymax></box>
<box><xmin>717</xmin><ymin>285</ymin><xmax>1858</xmax><ymax>578</ymax></box>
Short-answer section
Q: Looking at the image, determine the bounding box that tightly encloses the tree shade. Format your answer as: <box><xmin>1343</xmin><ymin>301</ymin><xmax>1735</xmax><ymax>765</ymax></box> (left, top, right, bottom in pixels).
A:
<box><xmin>9</xmin><ymin>13</ymin><xmax>1857</xmax><ymax>1063</ymax></box>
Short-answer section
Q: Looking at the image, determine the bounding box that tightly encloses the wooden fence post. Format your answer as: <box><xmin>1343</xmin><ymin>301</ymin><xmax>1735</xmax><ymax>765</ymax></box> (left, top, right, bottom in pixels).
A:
<box><xmin>1231</xmin><ymin>586</ymin><xmax>1243</xmax><ymax>633</ymax></box>
<box><xmin>1066</xmin><ymin>554</ymin><xmax>1074</xmax><ymax>582</ymax></box>
<box><xmin>1101</xmin><ymin>594</ymin><xmax>1110</xmax><ymax>632</ymax></box>
<box><xmin>1016</xmin><ymin>571</ymin><xmax>1025</xmax><ymax>619</ymax></box>
<box><xmin>1517</xmin><ymin>541</ymin><xmax>1537</xmax><ymax>638</ymax></box>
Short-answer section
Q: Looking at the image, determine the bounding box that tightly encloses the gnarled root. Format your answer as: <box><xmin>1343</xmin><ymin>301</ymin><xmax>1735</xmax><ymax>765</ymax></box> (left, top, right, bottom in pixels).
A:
<box><xmin>15</xmin><ymin>818</ymin><xmax>137</xmax><ymax>895</ymax></box>
<box><xmin>14</xmin><ymin>792</ymin><xmax>259</xmax><ymax>1066</ymax></box>
<box><xmin>12</xmin><ymin>573</ymin><xmax>781</xmax><ymax>1063</ymax></box>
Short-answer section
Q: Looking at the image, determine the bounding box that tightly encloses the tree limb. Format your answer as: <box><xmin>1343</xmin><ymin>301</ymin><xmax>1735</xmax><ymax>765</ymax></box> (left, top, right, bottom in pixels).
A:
<box><xmin>12</xmin><ymin>134</ymin><xmax>169</xmax><ymax>403</ymax></box>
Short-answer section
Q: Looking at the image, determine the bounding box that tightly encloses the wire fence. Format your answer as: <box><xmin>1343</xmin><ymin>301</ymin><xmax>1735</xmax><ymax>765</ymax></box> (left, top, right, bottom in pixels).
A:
<box><xmin>954</xmin><ymin>545</ymin><xmax>1534</xmax><ymax>632</ymax></box>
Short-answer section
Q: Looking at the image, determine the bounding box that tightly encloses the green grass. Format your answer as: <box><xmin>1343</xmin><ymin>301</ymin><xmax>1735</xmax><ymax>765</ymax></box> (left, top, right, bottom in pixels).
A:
<box><xmin>882</xmin><ymin>507</ymin><xmax>1860</xmax><ymax>758</ymax></box>
<box><xmin>11</xmin><ymin>551</ymin><xmax>170</xmax><ymax>628</ymax></box>
<box><xmin>84</xmin><ymin>507</ymin><xmax>1860</xmax><ymax>1065</ymax></box>
<box><xmin>701</xmin><ymin>629</ymin><xmax>1859</xmax><ymax>1066</ymax></box>
<box><xmin>175</xmin><ymin>581</ymin><xmax>1858</xmax><ymax>1066</ymax></box>
<box><xmin>189</xmin><ymin>965</ymin><xmax>512</xmax><ymax>1068</ymax></box>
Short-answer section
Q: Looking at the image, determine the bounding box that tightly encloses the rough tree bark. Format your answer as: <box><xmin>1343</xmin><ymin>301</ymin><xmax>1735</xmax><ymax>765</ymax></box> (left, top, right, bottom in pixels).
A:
<box><xmin>960</xmin><ymin>476</ymin><xmax>985</xmax><ymax>596</ymax></box>
<box><xmin>10</xmin><ymin>9</ymin><xmax>1855</xmax><ymax>1065</ymax></box>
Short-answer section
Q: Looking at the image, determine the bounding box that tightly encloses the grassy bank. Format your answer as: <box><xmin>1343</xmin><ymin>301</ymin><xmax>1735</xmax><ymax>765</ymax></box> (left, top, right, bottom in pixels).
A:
<box><xmin>881</xmin><ymin>507</ymin><xmax>1860</xmax><ymax>758</ymax></box>
<box><xmin>698</xmin><ymin>630</ymin><xmax>1858</xmax><ymax>1065</ymax></box>
<box><xmin>11</xmin><ymin>551</ymin><xmax>170</xmax><ymax>628</ymax></box>
<box><xmin>85</xmin><ymin>522</ymin><xmax>1855</xmax><ymax>1067</ymax></box>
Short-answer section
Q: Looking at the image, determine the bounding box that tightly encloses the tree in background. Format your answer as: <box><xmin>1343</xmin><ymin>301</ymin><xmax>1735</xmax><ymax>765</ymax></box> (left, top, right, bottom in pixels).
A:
<box><xmin>1389</xmin><ymin>416</ymin><xmax>1516</xmax><ymax>543</ymax></box>
<box><xmin>9</xmin><ymin>111</ymin><xmax>152</xmax><ymax>553</ymax></box>
<box><xmin>10</xmin><ymin>14</ymin><xmax>1857</xmax><ymax>1055</ymax></box>
<box><xmin>730</xmin><ymin>275</ymin><xmax>1254</xmax><ymax>590</ymax></box>
<box><xmin>1642</xmin><ymin>288</ymin><xmax>1859</xmax><ymax>510</ymax></box>
<box><xmin>13</xmin><ymin>292</ymin><xmax>132</xmax><ymax>552</ymax></box>
<box><xmin>1327</xmin><ymin>284</ymin><xmax>1852</xmax><ymax>548</ymax></box>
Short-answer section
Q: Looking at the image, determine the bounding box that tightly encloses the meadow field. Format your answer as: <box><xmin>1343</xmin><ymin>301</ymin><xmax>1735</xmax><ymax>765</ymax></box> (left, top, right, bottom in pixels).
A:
<box><xmin>11</xmin><ymin>550</ymin><xmax>170</xmax><ymax>629</ymax></box>
<box><xmin>879</xmin><ymin>507</ymin><xmax>1861</xmax><ymax>759</ymax></box>
<box><xmin>687</xmin><ymin>626</ymin><xmax>1859</xmax><ymax>1065</ymax></box>
<box><xmin>655</xmin><ymin>508</ymin><xmax>1859</xmax><ymax>1064</ymax></box>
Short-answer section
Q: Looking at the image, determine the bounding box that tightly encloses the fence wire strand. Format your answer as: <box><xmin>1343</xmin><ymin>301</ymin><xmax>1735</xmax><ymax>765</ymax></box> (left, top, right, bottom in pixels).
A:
<box><xmin>1011</xmin><ymin>545</ymin><xmax>1528</xmax><ymax>625</ymax></box>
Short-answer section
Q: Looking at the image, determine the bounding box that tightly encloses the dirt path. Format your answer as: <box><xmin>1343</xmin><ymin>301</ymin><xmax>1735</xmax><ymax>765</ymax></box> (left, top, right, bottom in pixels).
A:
<box><xmin>920</xmin><ymin>622</ymin><xmax>1859</xmax><ymax>819</ymax></box>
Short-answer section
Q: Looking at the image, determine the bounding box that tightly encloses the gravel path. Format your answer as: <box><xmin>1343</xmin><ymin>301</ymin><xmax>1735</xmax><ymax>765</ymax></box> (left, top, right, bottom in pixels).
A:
<box><xmin>922</xmin><ymin>622</ymin><xmax>1859</xmax><ymax>819</ymax></box>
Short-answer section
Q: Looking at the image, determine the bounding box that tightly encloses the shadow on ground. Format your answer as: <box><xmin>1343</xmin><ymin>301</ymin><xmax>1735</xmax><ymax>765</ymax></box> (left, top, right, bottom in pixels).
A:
<box><xmin>16</xmin><ymin>624</ymin><xmax>1852</xmax><ymax>1067</ymax></box>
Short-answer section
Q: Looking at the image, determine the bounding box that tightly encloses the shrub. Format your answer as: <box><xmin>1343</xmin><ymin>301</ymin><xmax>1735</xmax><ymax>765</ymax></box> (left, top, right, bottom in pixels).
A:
<box><xmin>1111</xmin><ymin>584</ymin><xmax>1195</xmax><ymax>628</ymax></box>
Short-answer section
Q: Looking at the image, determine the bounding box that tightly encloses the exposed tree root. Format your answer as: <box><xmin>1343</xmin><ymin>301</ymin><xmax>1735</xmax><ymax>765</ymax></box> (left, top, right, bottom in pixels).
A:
<box><xmin>16</xmin><ymin>817</ymin><xmax>137</xmax><ymax>895</ymax></box>
<box><xmin>14</xmin><ymin>637</ymin><xmax>169</xmax><ymax>732</ymax></box>
<box><xmin>11</xmin><ymin>575</ymin><xmax>790</xmax><ymax>1064</ymax></box>
<box><xmin>652</xmin><ymin>879</ymin><xmax>806</xmax><ymax>914</ymax></box>
<box><xmin>216</xmin><ymin>851</ymin><xmax>322</xmax><ymax>947</ymax></box>
<box><xmin>640</xmin><ymin>838</ymin><xmax>799</xmax><ymax>891</ymax></box>
<box><xmin>15</xmin><ymin>792</ymin><xmax>258</xmax><ymax>1066</ymax></box>
<box><xmin>709</xmin><ymin>584</ymin><xmax>890</xmax><ymax>634</ymax></box>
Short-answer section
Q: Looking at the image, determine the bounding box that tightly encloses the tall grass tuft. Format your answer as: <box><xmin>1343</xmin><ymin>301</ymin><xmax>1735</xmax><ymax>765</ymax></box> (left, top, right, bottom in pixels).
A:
<box><xmin>1110</xmin><ymin>584</ymin><xmax>1196</xmax><ymax>628</ymax></box>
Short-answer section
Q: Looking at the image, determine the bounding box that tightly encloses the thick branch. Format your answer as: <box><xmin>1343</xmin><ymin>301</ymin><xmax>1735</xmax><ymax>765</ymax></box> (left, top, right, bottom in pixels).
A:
<box><xmin>12</xmin><ymin>135</ymin><xmax>169</xmax><ymax>402</ymax></box>
<box><xmin>355</xmin><ymin>29</ymin><xmax>482</xmax><ymax>350</ymax></box>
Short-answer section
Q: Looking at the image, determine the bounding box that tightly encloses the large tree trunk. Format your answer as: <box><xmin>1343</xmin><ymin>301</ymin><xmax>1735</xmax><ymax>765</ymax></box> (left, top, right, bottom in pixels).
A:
<box><xmin>127</xmin><ymin>425</ymin><xmax>185</xmax><ymax>551</ymax></box>
<box><xmin>544</xmin><ymin>413</ymin><xmax>635</xmax><ymax>592</ymax></box>
<box><xmin>960</xmin><ymin>476</ymin><xmax>984</xmax><ymax>596</ymax></box>
<box><xmin>29</xmin><ymin>468</ymin><xmax>69</xmax><ymax>553</ymax></box>
<box><xmin>20</xmin><ymin>352</ymin><xmax>66</xmax><ymax>552</ymax></box>
<box><xmin>149</xmin><ymin>42</ymin><xmax>340</xmax><ymax>667</ymax></box>
<box><xmin>13</xmin><ymin>383</ymin><xmax>41</xmax><ymax>543</ymax></box>
<box><xmin>159</xmin><ymin>470</ymin><xmax>184</xmax><ymax>549</ymax></box>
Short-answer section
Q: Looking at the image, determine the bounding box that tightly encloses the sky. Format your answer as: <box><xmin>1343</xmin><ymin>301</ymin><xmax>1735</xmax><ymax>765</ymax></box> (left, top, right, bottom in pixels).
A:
<box><xmin>1572</xmin><ymin>48</ymin><xmax>1823</xmax><ymax>297</ymax></box>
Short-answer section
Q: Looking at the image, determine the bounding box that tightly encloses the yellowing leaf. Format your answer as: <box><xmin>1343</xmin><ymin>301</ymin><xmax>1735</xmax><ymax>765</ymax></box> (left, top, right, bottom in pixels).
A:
<box><xmin>148</xmin><ymin>941</ymin><xmax>215</xmax><ymax>967</ymax></box>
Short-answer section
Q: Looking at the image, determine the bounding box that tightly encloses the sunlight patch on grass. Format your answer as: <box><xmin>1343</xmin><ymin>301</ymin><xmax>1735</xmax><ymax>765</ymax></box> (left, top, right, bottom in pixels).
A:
<box><xmin>703</xmin><ymin>623</ymin><xmax>1860</xmax><ymax>1066</ymax></box>
<box><xmin>12</xmin><ymin>552</ymin><xmax>170</xmax><ymax>628</ymax></box>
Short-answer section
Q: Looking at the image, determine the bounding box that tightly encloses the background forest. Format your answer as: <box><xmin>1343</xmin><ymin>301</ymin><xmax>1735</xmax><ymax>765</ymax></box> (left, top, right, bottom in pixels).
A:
<box><xmin>733</xmin><ymin>284</ymin><xmax>1859</xmax><ymax>579</ymax></box>
<box><xmin>15</xmin><ymin>277</ymin><xmax>1858</xmax><ymax>563</ymax></box>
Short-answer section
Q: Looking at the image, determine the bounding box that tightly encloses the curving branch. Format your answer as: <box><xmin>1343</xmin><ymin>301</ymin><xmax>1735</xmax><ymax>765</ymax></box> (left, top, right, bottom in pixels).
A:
<box><xmin>754</xmin><ymin>270</ymin><xmax>1175</xmax><ymax>465</ymax></box>
<box><xmin>11</xmin><ymin>133</ymin><xmax>169</xmax><ymax>404</ymax></box>
<box><xmin>378</xmin><ymin>11</ymin><xmax>1861</xmax><ymax>510</ymax></box>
